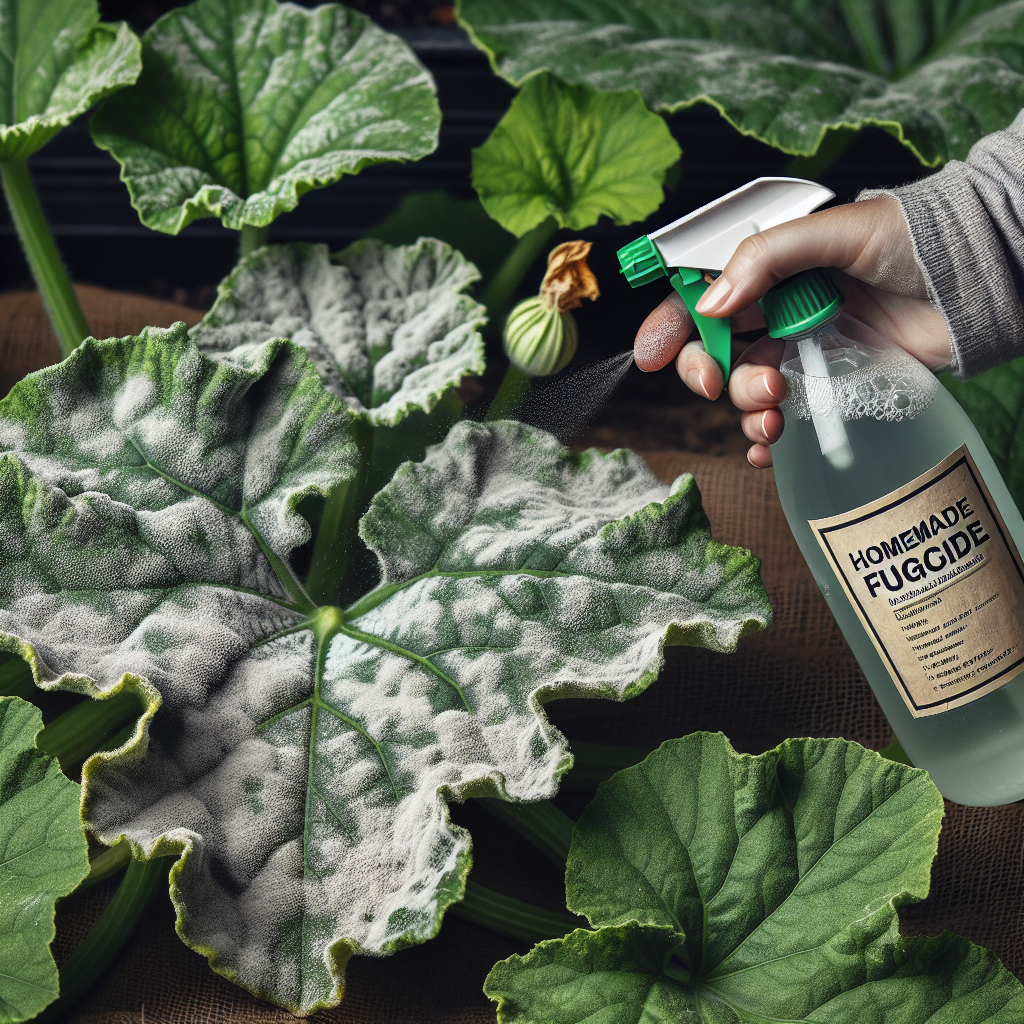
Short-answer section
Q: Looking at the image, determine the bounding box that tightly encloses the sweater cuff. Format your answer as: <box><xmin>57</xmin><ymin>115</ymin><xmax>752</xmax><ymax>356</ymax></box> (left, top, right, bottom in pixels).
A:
<box><xmin>858</xmin><ymin>166</ymin><xmax>1024</xmax><ymax>379</ymax></box>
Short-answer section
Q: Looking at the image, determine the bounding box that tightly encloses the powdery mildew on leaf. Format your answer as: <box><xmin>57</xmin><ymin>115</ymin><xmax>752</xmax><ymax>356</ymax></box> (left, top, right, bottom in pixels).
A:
<box><xmin>486</xmin><ymin>733</ymin><xmax>1024</xmax><ymax>1023</ymax></box>
<box><xmin>0</xmin><ymin>697</ymin><xmax>90</xmax><ymax>1024</ymax></box>
<box><xmin>0</xmin><ymin>327</ymin><xmax>769</xmax><ymax>1015</ymax></box>
<box><xmin>192</xmin><ymin>239</ymin><xmax>486</xmax><ymax>425</ymax></box>
<box><xmin>0</xmin><ymin>0</ymin><xmax>140</xmax><ymax>161</ymax></box>
<box><xmin>90</xmin><ymin>0</ymin><xmax>440</xmax><ymax>232</ymax></box>
<box><xmin>456</xmin><ymin>0</ymin><xmax>1024</xmax><ymax>164</ymax></box>
<box><xmin>471</xmin><ymin>73</ymin><xmax>680</xmax><ymax>236</ymax></box>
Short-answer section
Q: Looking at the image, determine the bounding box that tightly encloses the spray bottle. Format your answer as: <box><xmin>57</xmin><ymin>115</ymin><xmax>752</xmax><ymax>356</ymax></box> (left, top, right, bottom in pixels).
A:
<box><xmin>619</xmin><ymin>177</ymin><xmax>1024</xmax><ymax>807</ymax></box>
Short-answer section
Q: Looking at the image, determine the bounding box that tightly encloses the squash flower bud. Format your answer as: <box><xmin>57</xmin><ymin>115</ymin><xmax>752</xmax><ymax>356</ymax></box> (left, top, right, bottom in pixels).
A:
<box><xmin>504</xmin><ymin>240</ymin><xmax>599</xmax><ymax>376</ymax></box>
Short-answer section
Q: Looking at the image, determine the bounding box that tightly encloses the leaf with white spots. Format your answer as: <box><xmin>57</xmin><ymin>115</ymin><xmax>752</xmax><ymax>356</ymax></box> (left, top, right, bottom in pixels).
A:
<box><xmin>0</xmin><ymin>328</ymin><xmax>769</xmax><ymax>1014</ymax></box>
<box><xmin>457</xmin><ymin>0</ymin><xmax>1024</xmax><ymax>165</ymax></box>
<box><xmin>90</xmin><ymin>0</ymin><xmax>440</xmax><ymax>232</ymax></box>
<box><xmin>192</xmin><ymin>239</ymin><xmax>486</xmax><ymax>426</ymax></box>
<box><xmin>0</xmin><ymin>0</ymin><xmax>141</xmax><ymax>161</ymax></box>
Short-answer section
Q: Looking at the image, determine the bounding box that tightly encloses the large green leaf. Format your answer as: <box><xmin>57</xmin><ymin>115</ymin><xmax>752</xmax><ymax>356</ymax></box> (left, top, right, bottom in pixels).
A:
<box><xmin>486</xmin><ymin>733</ymin><xmax>1024</xmax><ymax>1023</ymax></box>
<box><xmin>457</xmin><ymin>0</ymin><xmax>1024</xmax><ymax>165</ymax></box>
<box><xmin>192</xmin><ymin>239</ymin><xmax>486</xmax><ymax>426</ymax></box>
<box><xmin>0</xmin><ymin>696</ymin><xmax>90</xmax><ymax>1024</ymax></box>
<box><xmin>943</xmin><ymin>358</ymin><xmax>1024</xmax><ymax>514</ymax></box>
<box><xmin>0</xmin><ymin>0</ymin><xmax>140</xmax><ymax>161</ymax></box>
<box><xmin>472</xmin><ymin>73</ymin><xmax>681</xmax><ymax>237</ymax></box>
<box><xmin>90</xmin><ymin>0</ymin><xmax>440</xmax><ymax>233</ymax></box>
<box><xmin>0</xmin><ymin>327</ymin><xmax>769</xmax><ymax>1014</ymax></box>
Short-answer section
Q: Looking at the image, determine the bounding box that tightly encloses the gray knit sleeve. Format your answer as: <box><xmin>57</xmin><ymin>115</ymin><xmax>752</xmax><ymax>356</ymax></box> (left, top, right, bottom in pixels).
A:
<box><xmin>858</xmin><ymin>110</ymin><xmax>1024</xmax><ymax>378</ymax></box>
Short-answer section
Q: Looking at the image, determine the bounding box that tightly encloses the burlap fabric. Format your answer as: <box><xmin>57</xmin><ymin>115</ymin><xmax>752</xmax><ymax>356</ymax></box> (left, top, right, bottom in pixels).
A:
<box><xmin>3</xmin><ymin>289</ymin><xmax>1020</xmax><ymax>1023</ymax></box>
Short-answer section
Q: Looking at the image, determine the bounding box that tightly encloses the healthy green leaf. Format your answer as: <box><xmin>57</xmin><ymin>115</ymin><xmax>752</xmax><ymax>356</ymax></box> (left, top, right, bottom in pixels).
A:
<box><xmin>472</xmin><ymin>73</ymin><xmax>681</xmax><ymax>237</ymax></box>
<box><xmin>0</xmin><ymin>0</ymin><xmax>141</xmax><ymax>161</ymax></box>
<box><xmin>0</xmin><ymin>328</ymin><xmax>769</xmax><ymax>1014</ymax></box>
<box><xmin>943</xmin><ymin>358</ymin><xmax>1024</xmax><ymax>514</ymax></box>
<box><xmin>90</xmin><ymin>0</ymin><xmax>441</xmax><ymax>233</ymax></box>
<box><xmin>486</xmin><ymin>733</ymin><xmax>1024</xmax><ymax>1023</ymax></box>
<box><xmin>0</xmin><ymin>696</ymin><xmax>90</xmax><ymax>1024</ymax></box>
<box><xmin>457</xmin><ymin>0</ymin><xmax>1024</xmax><ymax>165</ymax></box>
<box><xmin>192</xmin><ymin>239</ymin><xmax>487</xmax><ymax>426</ymax></box>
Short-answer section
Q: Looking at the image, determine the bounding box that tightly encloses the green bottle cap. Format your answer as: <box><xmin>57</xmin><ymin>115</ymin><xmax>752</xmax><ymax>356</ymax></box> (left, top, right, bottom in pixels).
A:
<box><xmin>617</xmin><ymin>235</ymin><xmax>667</xmax><ymax>288</ymax></box>
<box><xmin>759</xmin><ymin>267</ymin><xmax>843</xmax><ymax>337</ymax></box>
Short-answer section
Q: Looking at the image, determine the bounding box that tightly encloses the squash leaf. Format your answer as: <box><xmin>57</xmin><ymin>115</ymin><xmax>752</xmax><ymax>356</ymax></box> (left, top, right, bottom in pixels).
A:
<box><xmin>0</xmin><ymin>0</ymin><xmax>141</xmax><ymax>161</ymax></box>
<box><xmin>943</xmin><ymin>358</ymin><xmax>1024</xmax><ymax>515</ymax></box>
<box><xmin>457</xmin><ymin>0</ymin><xmax>1024</xmax><ymax>165</ymax></box>
<box><xmin>486</xmin><ymin>733</ymin><xmax>1024</xmax><ymax>1023</ymax></box>
<box><xmin>192</xmin><ymin>239</ymin><xmax>486</xmax><ymax>426</ymax></box>
<box><xmin>0</xmin><ymin>696</ymin><xmax>90</xmax><ymax>1024</ymax></box>
<box><xmin>90</xmin><ymin>0</ymin><xmax>440</xmax><ymax>233</ymax></box>
<box><xmin>472</xmin><ymin>72</ymin><xmax>681</xmax><ymax>237</ymax></box>
<box><xmin>0</xmin><ymin>327</ymin><xmax>769</xmax><ymax>1015</ymax></box>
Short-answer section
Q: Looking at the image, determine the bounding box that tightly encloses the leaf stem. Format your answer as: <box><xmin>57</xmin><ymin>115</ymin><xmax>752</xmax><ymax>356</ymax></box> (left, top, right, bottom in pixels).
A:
<box><xmin>307</xmin><ymin>417</ymin><xmax>372</xmax><ymax>606</ymax></box>
<box><xmin>479</xmin><ymin>217</ymin><xmax>557</xmax><ymax>323</ymax></box>
<box><xmin>485</xmin><ymin>363</ymin><xmax>532</xmax><ymax>422</ymax></box>
<box><xmin>782</xmin><ymin>127</ymin><xmax>858</xmax><ymax>181</ymax></box>
<box><xmin>879</xmin><ymin>736</ymin><xmax>914</xmax><ymax>766</ymax></box>
<box><xmin>478</xmin><ymin>798</ymin><xmax>575</xmax><ymax>869</ymax></box>
<box><xmin>560</xmin><ymin>741</ymin><xmax>654</xmax><ymax>791</ymax></box>
<box><xmin>450</xmin><ymin>879</ymin><xmax>582</xmax><ymax>943</ymax></box>
<box><xmin>240</xmin><ymin>224</ymin><xmax>270</xmax><ymax>258</ymax></box>
<box><xmin>73</xmin><ymin>840</ymin><xmax>132</xmax><ymax>896</ymax></box>
<box><xmin>34</xmin><ymin>856</ymin><xmax>169</xmax><ymax>1024</ymax></box>
<box><xmin>0</xmin><ymin>158</ymin><xmax>90</xmax><ymax>358</ymax></box>
<box><xmin>0</xmin><ymin>654</ymin><xmax>35</xmax><ymax>700</ymax></box>
<box><xmin>37</xmin><ymin>691</ymin><xmax>143</xmax><ymax>774</ymax></box>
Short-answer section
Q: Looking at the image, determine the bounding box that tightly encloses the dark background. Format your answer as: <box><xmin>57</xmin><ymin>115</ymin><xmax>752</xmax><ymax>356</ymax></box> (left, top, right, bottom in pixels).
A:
<box><xmin>0</xmin><ymin>1</ymin><xmax>932</xmax><ymax>430</ymax></box>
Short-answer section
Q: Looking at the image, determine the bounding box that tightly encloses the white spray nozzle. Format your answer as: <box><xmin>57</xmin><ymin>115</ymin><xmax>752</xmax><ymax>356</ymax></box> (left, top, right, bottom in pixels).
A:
<box><xmin>649</xmin><ymin>177</ymin><xmax>835</xmax><ymax>271</ymax></box>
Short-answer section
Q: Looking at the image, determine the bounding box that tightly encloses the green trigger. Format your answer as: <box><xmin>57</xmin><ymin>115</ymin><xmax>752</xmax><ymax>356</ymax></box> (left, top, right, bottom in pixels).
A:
<box><xmin>670</xmin><ymin>269</ymin><xmax>732</xmax><ymax>383</ymax></box>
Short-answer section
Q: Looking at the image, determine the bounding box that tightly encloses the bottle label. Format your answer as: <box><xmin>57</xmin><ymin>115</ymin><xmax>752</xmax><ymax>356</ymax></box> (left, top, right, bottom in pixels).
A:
<box><xmin>808</xmin><ymin>446</ymin><xmax>1024</xmax><ymax>717</ymax></box>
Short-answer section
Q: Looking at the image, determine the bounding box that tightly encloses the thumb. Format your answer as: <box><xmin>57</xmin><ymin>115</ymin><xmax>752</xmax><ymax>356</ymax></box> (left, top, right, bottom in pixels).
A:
<box><xmin>694</xmin><ymin>197</ymin><xmax>913</xmax><ymax>317</ymax></box>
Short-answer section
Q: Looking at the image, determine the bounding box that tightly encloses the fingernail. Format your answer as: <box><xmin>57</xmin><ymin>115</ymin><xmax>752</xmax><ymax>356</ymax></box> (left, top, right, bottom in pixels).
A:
<box><xmin>761</xmin><ymin>411</ymin><xmax>769</xmax><ymax>438</ymax></box>
<box><xmin>695</xmin><ymin>277</ymin><xmax>732</xmax><ymax>315</ymax></box>
<box><xmin>697</xmin><ymin>370</ymin><xmax>712</xmax><ymax>399</ymax></box>
<box><xmin>763</xmin><ymin>373</ymin><xmax>779</xmax><ymax>399</ymax></box>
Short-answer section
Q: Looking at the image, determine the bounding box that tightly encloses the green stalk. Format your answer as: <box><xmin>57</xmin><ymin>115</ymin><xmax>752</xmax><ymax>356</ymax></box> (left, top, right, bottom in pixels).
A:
<box><xmin>450</xmin><ymin>880</ymin><xmax>582</xmax><ymax>943</ymax></box>
<box><xmin>478</xmin><ymin>798</ymin><xmax>575</xmax><ymax>870</ymax></box>
<box><xmin>783</xmin><ymin>127</ymin><xmax>858</xmax><ymax>181</ymax></box>
<box><xmin>73</xmin><ymin>840</ymin><xmax>131</xmax><ymax>896</ymax></box>
<box><xmin>37</xmin><ymin>691</ymin><xmax>143</xmax><ymax>774</ymax></box>
<box><xmin>35</xmin><ymin>856</ymin><xmax>169</xmax><ymax>1024</ymax></box>
<box><xmin>560</xmin><ymin>741</ymin><xmax>654</xmax><ymax>791</ymax></box>
<box><xmin>479</xmin><ymin>217</ymin><xmax>557</xmax><ymax>322</ymax></box>
<box><xmin>879</xmin><ymin>736</ymin><xmax>914</xmax><ymax>766</ymax></box>
<box><xmin>306</xmin><ymin>416</ymin><xmax>372</xmax><ymax>606</ymax></box>
<box><xmin>0</xmin><ymin>655</ymin><xmax>35</xmax><ymax>700</ymax></box>
<box><xmin>240</xmin><ymin>223</ymin><xmax>270</xmax><ymax>257</ymax></box>
<box><xmin>485</xmin><ymin>363</ymin><xmax>532</xmax><ymax>422</ymax></box>
<box><xmin>0</xmin><ymin>158</ymin><xmax>89</xmax><ymax>358</ymax></box>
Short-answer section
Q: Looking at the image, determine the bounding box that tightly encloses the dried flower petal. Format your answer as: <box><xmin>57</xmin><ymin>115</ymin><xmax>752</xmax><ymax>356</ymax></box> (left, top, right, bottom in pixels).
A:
<box><xmin>541</xmin><ymin>241</ymin><xmax>600</xmax><ymax>312</ymax></box>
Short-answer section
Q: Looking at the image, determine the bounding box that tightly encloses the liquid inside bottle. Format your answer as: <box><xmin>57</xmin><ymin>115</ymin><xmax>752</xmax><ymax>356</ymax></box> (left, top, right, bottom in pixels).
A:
<box><xmin>770</xmin><ymin>311</ymin><xmax>1024</xmax><ymax>806</ymax></box>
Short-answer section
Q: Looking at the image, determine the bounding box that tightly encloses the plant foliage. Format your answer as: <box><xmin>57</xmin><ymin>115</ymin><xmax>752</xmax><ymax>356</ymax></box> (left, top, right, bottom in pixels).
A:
<box><xmin>0</xmin><ymin>0</ymin><xmax>140</xmax><ymax>161</ymax></box>
<box><xmin>472</xmin><ymin>72</ymin><xmax>681</xmax><ymax>237</ymax></box>
<box><xmin>943</xmin><ymin>358</ymin><xmax>1024</xmax><ymax>514</ymax></box>
<box><xmin>0</xmin><ymin>328</ymin><xmax>770</xmax><ymax>1015</ymax></box>
<box><xmin>90</xmin><ymin>0</ymin><xmax>441</xmax><ymax>233</ymax></box>
<box><xmin>486</xmin><ymin>732</ymin><xmax>1024</xmax><ymax>1023</ymax></box>
<box><xmin>192</xmin><ymin>239</ymin><xmax>486</xmax><ymax>426</ymax></box>
<box><xmin>457</xmin><ymin>0</ymin><xmax>1024</xmax><ymax>165</ymax></box>
<box><xmin>0</xmin><ymin>696</ymin><xmax>91</xmax><ymax>1024</ymax></box>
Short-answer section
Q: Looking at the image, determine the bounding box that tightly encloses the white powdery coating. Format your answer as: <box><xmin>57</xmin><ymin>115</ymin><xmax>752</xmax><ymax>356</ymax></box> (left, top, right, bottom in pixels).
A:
<box><xmin>0</xmin><ymin>361</ymin><xmax>767</xmax><ymax>1016</ymax></box>
<box><xmin>193</xmin><ymin>240</ymin><xmax>487</xmax><ymax>425</ymax></box>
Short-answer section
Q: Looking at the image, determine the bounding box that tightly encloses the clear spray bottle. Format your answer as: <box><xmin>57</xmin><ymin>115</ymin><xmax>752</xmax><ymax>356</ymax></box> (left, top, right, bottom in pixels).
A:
<box><xmin>619</xmin><ymin>180</ymin><xmax>1024</xmax><ymax>806</ymax></box>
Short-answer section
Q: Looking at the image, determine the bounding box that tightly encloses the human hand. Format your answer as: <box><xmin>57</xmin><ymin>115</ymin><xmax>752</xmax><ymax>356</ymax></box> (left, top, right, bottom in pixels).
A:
<box><xmin>633</xmin><ymin>196</ymin><xmax>952</xmax><ymax>467</ymax></box>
